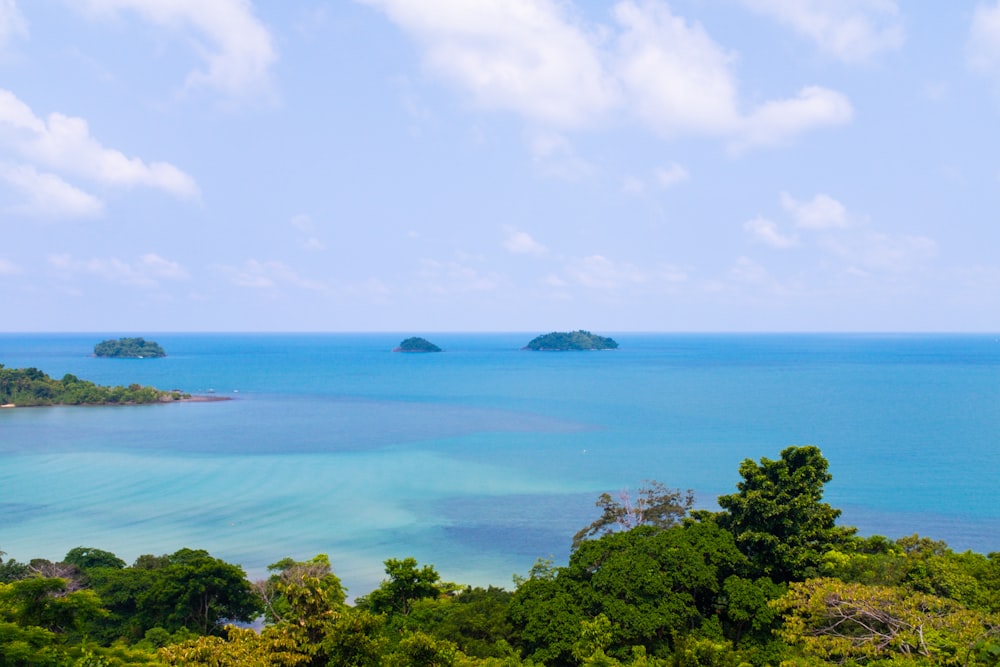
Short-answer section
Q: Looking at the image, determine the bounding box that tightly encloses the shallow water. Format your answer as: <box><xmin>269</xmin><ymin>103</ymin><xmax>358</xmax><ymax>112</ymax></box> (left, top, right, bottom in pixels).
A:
<box><xmin>1</xmin><ymin>333</ymin><xmax>998</xmax><ymax>594</ymax></box>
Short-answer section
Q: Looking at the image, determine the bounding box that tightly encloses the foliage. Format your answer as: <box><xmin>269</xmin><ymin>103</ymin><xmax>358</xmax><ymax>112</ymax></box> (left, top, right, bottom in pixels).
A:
<box><xmin>395</xmin><ymin>337</ymin><xmax>443</xmax><ymax>352</ymax></box>
<box><xmin>158</xmin><ymin>624</ymin><xmax>308</xmax><ymax>666</ymax></box>
<box><xmin>3</xmin><ymin>446</ymin><xmax>1000</xmax><ymax>667</ymax></box>
<box><xmin>511</xmin><ymin>522</ymin><xmax>749</xmax><ymax>665</ymax></box>
<box><xmin>359</xmin><ymin>557</ymin><xmax>442</xmax><ymax>617</ymax></box>
<box><xmin>775</xmin><ymin>577</ymin><xmax>1000</xmax><ymax>665</ymax></box>
<box><xmin>716</xmin><ymin>445</ymin><xmax>856</xmax><ymax>582</ymax></box>
<box><xmin>257</xmin><ymin>554</ymin><xmax>345</xmax><ymax>625</ymax></box>
<box><xmin>0</xmin><ymin>365</ymin><xmax>182</xmax><ymax>406</ymax></box>
<box><xmin>523</xmin><ymin>330</ymin><xmax>619</xmax><ymax>351</ymax></box>
<box><xmin>93</xmin><ymin>338</ymin><xmax>166</xmax><ymax>359</ymax></box>
<box><xmin>573</xmin><ymin>481</ymin><xmax>695</xmax><ymax>549</ymax></box>
<box><xmin>85</xmin><ymin>548</ymin><xmax>261</xmax><ymax>640</ymax></box>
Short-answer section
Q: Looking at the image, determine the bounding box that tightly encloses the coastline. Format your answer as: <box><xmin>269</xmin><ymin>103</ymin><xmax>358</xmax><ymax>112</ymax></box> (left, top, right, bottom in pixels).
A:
<box><xmin>0</xmin><ymin>394</ymin><xmax>231</xmax><ymax>408</ymax></box>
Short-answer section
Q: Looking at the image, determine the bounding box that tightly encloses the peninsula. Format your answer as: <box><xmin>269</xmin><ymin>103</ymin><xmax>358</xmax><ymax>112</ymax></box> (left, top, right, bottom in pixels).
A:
<box><xmin>94</xmin><ymin>337</ymin><xmax>166</xmax><ymax>358</ymax></box>
<box><xmin>394</xmin><ymin>337</ymin><xmax>442</xmax><ymax>353</ymax></box>
<box><xmin>523</xmin><ymin>330</ymin><xmax>619</xmax><ymax>351</ymax></box>
<box><xmin>0</xmin><ymin>364</ymin><xmax>196</xmax><ymax>407</ymax></box>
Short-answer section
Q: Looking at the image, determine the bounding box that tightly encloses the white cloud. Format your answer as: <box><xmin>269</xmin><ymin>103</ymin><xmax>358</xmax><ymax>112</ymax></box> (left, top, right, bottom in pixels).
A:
<box><xmin>220</xmin><ymin>259</ymin><xmax>326</xmax><ymax>291</ymax></box>
<box><xmin>824</xmin><ymin>232</ymin><xmax>937</xmax><ymax>274</ymax></box>
<box><xmin>0</xmin><ymin>89</ymin><xmax>199</xmax><ymax>202</ymax></box>
<box><xmin>780</xmin><ymin>191</ymin><xmax>850</xmax><ymax>229</ymax></box>
<box><xmin>77</xmin><ymin>0</ymin><xmax>277</xmax><ymax>98</ymax></box>
<box><xmin>529</xmin><ymin>130</ymin><xmax>595</xmax><ymax>180</ymax></box>
<box><xmin>730</xmin><ymin>86</ymin><xmax>853</xmax><ymax>154</ymax></box>
<box><xmin>739</xmin><ymin>0</ymin><xmax>904</xmax><ymax>63</ymax></box>
<box><xmin>968</xmin><ymin>1</ymin><xmax>1000</xmax><ymax>77</ymax></box>
<box><xmin>48</xmin><ymin>252</ymin><xmax>189</xmax><ymax>286</ymax></box>
<box><xmin>613</xmin><ymin>2</ymin><xmax>852</xmax><ymax>150</ymax></box>
<box><xmin>744</xmin><ymin>215</ymin><xmax>797</xmax><ymax>248</ymax></box>
<box><xmin>503</xmin><ymin>227</ymin><xmax>548</xmax><ymax>255</ymax></box>
<box><xmin>365</xmin><ymin>0</ymin><xmax>852</xmax><ymax>151</ymax></box>
<box><xmin>417</xmin><ymin>257</ymin><xmax>503</xmax><ymax>293</ymax></box>
<box><xmin>0</xmin><ymin>163</ymin><xmax>104</xmax><ymax>218</ymax></box>
<box><xmin>613</xmin><ymin>1</ymin><xmax>740</xmax><ymax>136</ymax></box>
<box><xmin>621</xmin><ymin>175</ymin><xmax>644</xmax><ymax>194</ymax></box>
<box><xmin>729</xmin><ymin>256</ymin><xmax>771</xmax><ymax>284</ymax></box>
<box><xmin>289</xmin><ymin>214</ymin><xmax>315</xmax><ymax>232</ymax></box>
<box><xmin>361</xmin><ymin>0</ymin><xmax>619</xmax><ymax>128</ymax></box>
<box><xmin>0</xmin><ymin>0</ymin><xmax>27</xmax><ymax>47</ymax></box>
<box><xmin>655</xmin><ymin>163</ymin><xmax>689</xmax><ymax>188</ymax></box>
<box><xmin>564</xmin><ymin>254</ymin><xmax>646</xmax><ymax>289</ymax></box>
<box><xmin>0</xmin><ymin>257</ymin><xmax>20</xmax><ymax>274</ymax></box>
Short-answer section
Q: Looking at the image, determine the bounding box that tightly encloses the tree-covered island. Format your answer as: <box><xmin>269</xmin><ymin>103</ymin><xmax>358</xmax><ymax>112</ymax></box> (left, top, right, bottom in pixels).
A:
<box><xmin>394</xmin><ymin>337</ymin><xmax>442</xmax><ymax>353</ymax></box>
<box><xmin>94</xmin><ymin>337</ymin><xmax>166</xmax><ymax>358</ymax></box>
<box><xmin>523</xmin><ymin>329</ymin><xmax>619</xmax><ymax>351</ymax></box>
<box><xmin>0</xmin><ymin>365</ymin><xmax>191</xmax><ymax>406</ymax></box>
<box><xmin>2</xmin><ymin>446</ymin><xmax>998</xmax><ymax>666</ymax></box>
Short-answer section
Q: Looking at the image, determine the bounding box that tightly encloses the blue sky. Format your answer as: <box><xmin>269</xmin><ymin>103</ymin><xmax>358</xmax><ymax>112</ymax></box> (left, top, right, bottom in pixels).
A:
<box><xmin>1</xmin><ymin>1</ymin><xmax>998</xmax><ymax>332</ymax></box>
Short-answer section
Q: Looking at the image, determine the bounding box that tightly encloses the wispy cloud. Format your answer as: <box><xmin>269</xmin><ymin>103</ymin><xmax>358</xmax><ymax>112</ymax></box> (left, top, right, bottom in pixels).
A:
<box><xmin>503</xmin><ymin>226</ymin><xmax>548</xmax><ymax>256</ymax></box>
<box><xmin>655</xmin><ymin>163</ymin><xmax>690</xmax><ymax>188</ymax></box>
<box><xmin>738</xmin><ymin>0</ymin><xmax>904</xmax><ymax>63</ymax></box>
<box><xmin>0</xmin><ymin>0</ymin><xmax>27</xmax><ymax>48</ymax></box>
<box><xmin>416</xmin><ymin>257</ymin><xmax>505</xmax><ymax>294</ymax></box>
<box><xmin>968</xmin><ymin>1</ymin><xmax>1000</xmax><ymax>79</ymax></box>
<box><xmin>744</xmin><ymin>215</ymin><xmax>797</xmax><ymax>248</ymax></box>
<box><xmin>0</xmin><ymin>257</ymin><xmax>21</xmax><ymax>274</ymax></box>
<box><xmin>823</xmin><ymin>232</ymin><xmax>938</xmax><ymax>275</ymax></box>
<box><xmin>0</xmin><ymin>163</ymin><xmax>104</xmax><ymax>218</ymax></box>
<box><xmin>76</xmin><ymin>0</ymin><xmax>277</xmax><ymax>99</ymax></box>
<box><xmin>48</xmin><ymin>252</ymin><xmax>189</xmax><ymax>287</ymax></box>
<box><xmin>781</xmin><ymin>191</ymin><xmax>850</xmax><ymax>229</ymax></box>
<box><xmin>218</xmin><ymin>259</ymin><xmax>327</xmax><ymax>291</ymax></box>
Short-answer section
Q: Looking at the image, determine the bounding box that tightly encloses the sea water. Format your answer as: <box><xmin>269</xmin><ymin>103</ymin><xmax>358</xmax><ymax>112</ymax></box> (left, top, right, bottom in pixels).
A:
<box><xmin>0</xmin><ymin>333</ymin><xmax>998</xmax><ymax>596</ymax></box>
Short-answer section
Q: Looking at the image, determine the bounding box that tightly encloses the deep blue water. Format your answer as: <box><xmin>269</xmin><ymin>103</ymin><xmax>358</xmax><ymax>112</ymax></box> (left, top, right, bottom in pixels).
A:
<box><xmin>1</xmin><ymin>333</ymin><xmax>998</xmax><ymax>595</ymax></box>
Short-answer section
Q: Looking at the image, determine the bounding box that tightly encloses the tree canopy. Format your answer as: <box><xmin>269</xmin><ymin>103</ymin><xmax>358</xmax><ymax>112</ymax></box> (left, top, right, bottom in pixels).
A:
<box><xmin>0</xmin><ymin>365</ymin><xmax>186</xmax><ymax>406</ymax></box>
<box><xmin>94</xmin><ymin>337</ymin><xmax>167</xmax><ymax>358</ymax></box>
<box><xmin>523</xmin><ymin>330</ymin><xmax>619</xmax><ymax>351</ymax></box>
<box><xmin>394</xmin><ymin>337</ymin><xmax>442</xmax><ymax>353</ymax></box>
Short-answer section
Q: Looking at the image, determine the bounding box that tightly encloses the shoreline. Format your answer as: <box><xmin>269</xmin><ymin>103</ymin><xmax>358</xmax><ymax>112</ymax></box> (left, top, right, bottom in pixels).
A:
<box><xmin>0</xmin><ymin>394</ymin><xmax>232</xmax><ymax>408</ymax></box>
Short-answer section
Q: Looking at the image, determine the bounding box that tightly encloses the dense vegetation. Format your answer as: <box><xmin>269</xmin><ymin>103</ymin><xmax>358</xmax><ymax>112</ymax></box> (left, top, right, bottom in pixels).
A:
<box><xmin>0</xmin><ymin>365</ymin><xmax>187</xmax><ymax>406</ymax></box>
<box><xmin>94</xmin><ymin>338</ymin><xmax>166</xmax><ymax>359</ymax></box>
<box><xmin>523</xmin><ymin>331</ymin><xmax>618</xmax><ymax>351</ymax></box>
<box><xmin>394</xmin><ymin>337</ymin><xmax>442</xmax><ymax>353</ymax></box>
<box><xmin>2</xmin><ymin>446</ymin><xmax>998</xmax><ymax>666</ymax></box>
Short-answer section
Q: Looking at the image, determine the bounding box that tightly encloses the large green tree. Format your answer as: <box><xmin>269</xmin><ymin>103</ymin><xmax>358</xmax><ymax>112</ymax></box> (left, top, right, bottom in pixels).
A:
<box><xmin>716</xmin><ymin>445</ymin><xmax>855</xmax><ymax>582</ymax></box>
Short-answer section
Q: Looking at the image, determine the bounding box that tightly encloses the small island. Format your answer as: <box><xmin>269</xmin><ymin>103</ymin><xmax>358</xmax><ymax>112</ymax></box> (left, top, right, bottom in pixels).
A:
<box><xmin>94</xmin><ymin>337</ymin><xmax>166</xmax><ymax>358</ymax></box>
<box><xmin>0</xmin><ymin>364</ymin><xmax>196</xmax><ymax>407</ymax></box>
<box><xmin>523</xmin><ymin>330</ymin><xmax>618</xmax><ymax>351</ymax></box>
<box><xmin>394</xmin><ymin>337</ymin><xmax>442</xmax><ymax>353</ymax></box>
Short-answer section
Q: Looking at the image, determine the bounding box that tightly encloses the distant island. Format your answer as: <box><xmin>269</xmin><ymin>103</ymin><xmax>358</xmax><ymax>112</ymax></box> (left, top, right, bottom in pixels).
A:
<box><xmin>94</xmin><ymin>337</ymin><xmax>166</xmax><ymax>358</ymax></box>
<box><xmin>0</xmin><ymin>364</ymin><xmax>196</xmax><ymax>407</ymax></box>
<box><xmin>523</xmin><ymin>330</ymin><xmax>619</xmax><ymax>351</ymax></box>
<box><xmin>394</xmin><ymin>337</ymin><xmax>442</xmax><ymax>353</ymax></box>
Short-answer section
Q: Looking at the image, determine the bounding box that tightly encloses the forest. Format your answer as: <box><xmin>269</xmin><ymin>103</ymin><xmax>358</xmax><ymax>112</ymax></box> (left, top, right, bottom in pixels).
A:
<box><xmin>1</xmin><ymin>446</ymin><xmax>998</xmax><ymax>666</ymax></box>
<box><xmin>0</xmin><ymin>365</ymin><xmax>186</xmax><ymax>406</ymax></box>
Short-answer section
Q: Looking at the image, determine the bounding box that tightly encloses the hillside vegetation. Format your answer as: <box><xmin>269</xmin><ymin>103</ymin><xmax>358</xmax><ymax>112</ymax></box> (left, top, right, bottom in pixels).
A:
<box><xmin>3</xmin><ymin>446</ymin><xmax>998</xmax><ymax>666</ymax></box>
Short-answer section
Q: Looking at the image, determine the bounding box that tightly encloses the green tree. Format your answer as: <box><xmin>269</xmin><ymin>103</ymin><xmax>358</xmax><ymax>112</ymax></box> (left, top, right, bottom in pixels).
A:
<box><xmin>63</xmin><ymin>548</ymin><xmax>126</xmax><ymax>572</ymax></box>
<box><xmin>775</xmin><ymin>577</ymin><xmax>1000</xmax><ymax>666</ymax></box>
<box><xmin>716</xmin><ymin>445</ymin><xmax>855</xmax><ymax>582</ymax></box>
<box><xmin>573</xmin><ymin>481</ymin><xmax>694</xmax><ymax>549</ymax></box>
<box><xmin>361</xmin><ymin>557</ymin><xmax>441</xmax><ymax>617</ymax></box>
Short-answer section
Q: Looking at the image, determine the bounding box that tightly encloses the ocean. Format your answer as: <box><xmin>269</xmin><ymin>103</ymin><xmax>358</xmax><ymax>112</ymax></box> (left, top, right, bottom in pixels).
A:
<box><xmin>1</xmin><ymin>333</ymin><xmax>998</xmax><ymax>596</ymax></box>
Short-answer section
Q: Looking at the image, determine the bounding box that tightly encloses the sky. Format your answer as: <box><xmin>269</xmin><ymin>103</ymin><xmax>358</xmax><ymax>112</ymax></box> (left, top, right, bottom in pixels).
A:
<box><xmin>1</xmin><ymin>1</ymin><xmax>999</xmax><ymax>332</ymax></box>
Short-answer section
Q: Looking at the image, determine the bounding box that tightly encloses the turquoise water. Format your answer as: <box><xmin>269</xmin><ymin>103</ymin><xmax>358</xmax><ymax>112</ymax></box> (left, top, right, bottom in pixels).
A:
<box><xmin>1</xmin><ymin>333</ymin><xmax>998</xmax><ymax>596</ymax></box>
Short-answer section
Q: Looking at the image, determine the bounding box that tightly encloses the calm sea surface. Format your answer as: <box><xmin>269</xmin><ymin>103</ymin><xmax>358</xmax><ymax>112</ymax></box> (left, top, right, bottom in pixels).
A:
<box><xmin>1</xmin><ymin>333</ymin><xmax>998</xmax><ymax>595</ymax></box>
